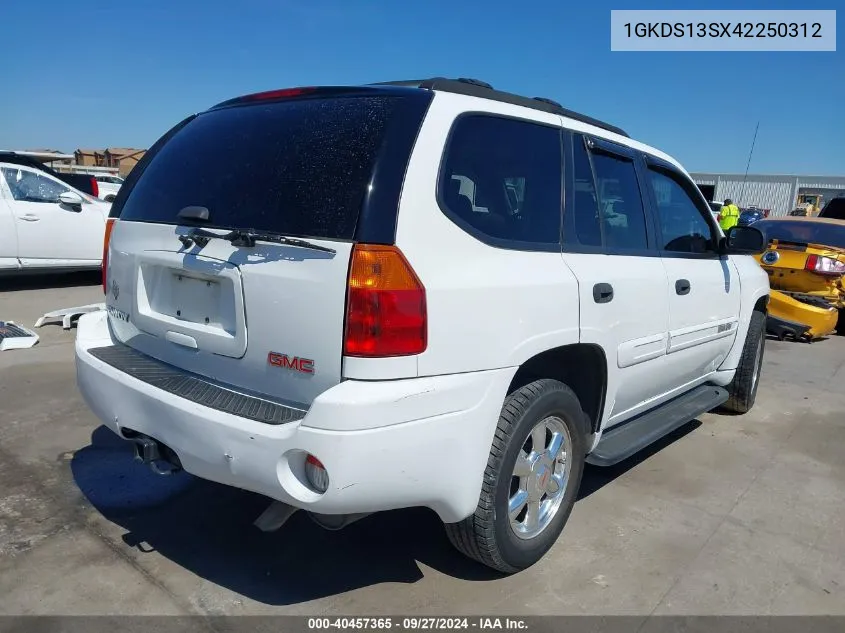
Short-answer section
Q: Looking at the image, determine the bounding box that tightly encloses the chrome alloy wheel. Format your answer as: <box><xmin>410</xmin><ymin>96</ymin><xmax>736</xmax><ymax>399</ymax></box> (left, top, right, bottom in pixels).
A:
<box><xmin>509</xmin><ymin>415</ymin><xmax>572</xmax><ymax>540</ymax></box>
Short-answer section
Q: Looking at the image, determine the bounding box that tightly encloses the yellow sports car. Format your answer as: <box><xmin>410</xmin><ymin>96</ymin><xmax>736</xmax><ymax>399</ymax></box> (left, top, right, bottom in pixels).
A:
<box><xmin>752</xmin><ymin>217</ymin><xmax>845</xmax><ymax>340</ymax></box>
<box><xmin>765</xmin><ymin>290</ymin><xmax>838</xmax><ymax>341</ymax></box>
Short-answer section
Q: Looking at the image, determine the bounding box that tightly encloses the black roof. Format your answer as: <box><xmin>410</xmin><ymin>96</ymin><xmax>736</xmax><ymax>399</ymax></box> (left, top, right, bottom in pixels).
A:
<box><xmin>373</xmin><ymin>77</ymin><xmax>629</xmax><ymax>138</ymax></box>
<box><xmin>208</xmin><ymin>77</ymin><xmax>629</xmax><ymax>138</ymax></box>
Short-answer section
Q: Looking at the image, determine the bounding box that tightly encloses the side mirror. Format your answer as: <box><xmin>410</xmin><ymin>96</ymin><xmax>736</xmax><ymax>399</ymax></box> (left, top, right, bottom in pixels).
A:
<box><xmin>59</xmin><ymin>191</ymin><xmax>83</xmax><ymax>209</ymax></box>
<box><xmin>722</xmin><ymin>225</ymin><xmax>765</xmax><ymax>255</ymax></box>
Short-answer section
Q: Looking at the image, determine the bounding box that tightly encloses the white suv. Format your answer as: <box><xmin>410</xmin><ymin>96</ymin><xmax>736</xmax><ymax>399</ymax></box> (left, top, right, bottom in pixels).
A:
<box><xmin>75</xmin><ymin>78</ymin><xmax>771</xmax><ymax>573</ymax></box>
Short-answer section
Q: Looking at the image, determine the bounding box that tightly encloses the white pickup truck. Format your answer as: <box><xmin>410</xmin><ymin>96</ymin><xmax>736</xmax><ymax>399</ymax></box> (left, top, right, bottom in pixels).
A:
<box><xmin>94</xmin><ymin>174</ymin><xmax>124</xmax><ymax>202</ymax></box>
<box><xmin>75</xmin><ymin>78</ymin><xmax>771</xmax><ymax>573</ymax></box>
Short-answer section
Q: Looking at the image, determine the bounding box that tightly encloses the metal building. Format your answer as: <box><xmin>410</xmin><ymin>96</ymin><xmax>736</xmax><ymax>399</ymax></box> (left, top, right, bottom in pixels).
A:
<box><xmin>690</xmin><ymin>172</ymin><xmax>845</xmax><ymax>217</ymax></box>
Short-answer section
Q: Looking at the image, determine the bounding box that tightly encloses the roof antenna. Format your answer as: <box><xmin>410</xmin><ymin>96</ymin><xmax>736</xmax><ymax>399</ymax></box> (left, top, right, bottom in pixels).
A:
<box><xmin>738</xmin><ymin>121</ymin><xmax>760</xmax><ymax>207</ymax></box>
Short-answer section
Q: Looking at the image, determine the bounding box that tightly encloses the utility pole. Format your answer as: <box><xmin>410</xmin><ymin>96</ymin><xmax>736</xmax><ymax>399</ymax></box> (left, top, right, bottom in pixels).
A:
<box><xmin>738</xmin><ymin>122</ymin><xmax>760</xmax><ymax>207</ymax></box>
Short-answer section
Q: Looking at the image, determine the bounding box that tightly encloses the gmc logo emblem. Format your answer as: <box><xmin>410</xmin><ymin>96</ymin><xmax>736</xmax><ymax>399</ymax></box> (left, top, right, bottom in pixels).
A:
<box><xmin>268</xmin><ymin>352</ymin><xmax>314</xmax><ymax>375</ymax></box>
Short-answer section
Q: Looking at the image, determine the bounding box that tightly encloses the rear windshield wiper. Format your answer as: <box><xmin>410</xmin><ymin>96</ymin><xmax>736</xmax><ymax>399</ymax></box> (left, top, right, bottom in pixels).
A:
<box><xmin>179</xmin><ymin>227</ymin><xmax>336</xmax><ymax>254</ymax></box>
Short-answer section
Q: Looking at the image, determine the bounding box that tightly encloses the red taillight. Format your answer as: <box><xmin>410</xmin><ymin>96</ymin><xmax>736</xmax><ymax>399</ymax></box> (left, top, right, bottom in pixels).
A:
<box><xmin>343</xmin><ymin>244</ymin><xmax>427</xmax><ymax>357</ymax></box>
<box><xmin>805</xmin><ymin>253</ymin><xmax>845</xmax><ymax>276</ymax></box>
<box><xmin>244</xmin><ymin>87</ymin><xmax>316</xmax><ymax>101</ymax></box>
<box><xmin>102</xmin><ymin>218</ymin><xmax>116</xmax><ymax>293</ymax></box>
<box><xmin>90</xmin><ymin>177</ymin><xmax>99</xmax><ymax>198</ymax></box>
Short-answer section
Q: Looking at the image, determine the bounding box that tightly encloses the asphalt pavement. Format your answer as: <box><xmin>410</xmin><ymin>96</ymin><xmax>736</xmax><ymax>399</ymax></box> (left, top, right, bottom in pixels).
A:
<box><xmin>1</xmin><ymin>273</ymin><xmax>843</xmax><ymax>616</ymax></box>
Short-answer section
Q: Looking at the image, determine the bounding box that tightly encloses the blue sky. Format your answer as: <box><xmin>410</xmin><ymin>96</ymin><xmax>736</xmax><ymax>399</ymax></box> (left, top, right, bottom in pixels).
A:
<box><xmin>1</xmin><ymin>0</ymin><xmax>842</xmax><ymax>174</ymax></box>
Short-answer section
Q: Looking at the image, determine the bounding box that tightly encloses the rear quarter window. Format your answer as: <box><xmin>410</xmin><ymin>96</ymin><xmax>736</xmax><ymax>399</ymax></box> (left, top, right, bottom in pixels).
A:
<box><xmin>438</xmin><ymin>114</ymin><xmax>563</xmax><ymax>250</ymax></box>
<box><xmin>118</xmin><ymin>96</ymin><xmax>400</xmax><ymax>240</ymax></box>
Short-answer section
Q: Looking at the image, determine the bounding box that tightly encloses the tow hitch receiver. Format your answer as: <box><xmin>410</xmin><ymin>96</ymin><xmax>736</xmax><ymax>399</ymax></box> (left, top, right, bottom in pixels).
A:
<box><xmin>131</xmin><ymin>435</ymin><xmax>183</xmax><ymax>476</ymax></box>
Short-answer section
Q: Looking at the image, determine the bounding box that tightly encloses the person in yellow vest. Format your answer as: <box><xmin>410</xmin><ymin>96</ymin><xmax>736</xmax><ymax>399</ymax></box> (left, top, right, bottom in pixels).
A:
<box><xmin>718</xmin><ymin>198</ymin><xmax>740</xmax><ymax>231</ymax></box>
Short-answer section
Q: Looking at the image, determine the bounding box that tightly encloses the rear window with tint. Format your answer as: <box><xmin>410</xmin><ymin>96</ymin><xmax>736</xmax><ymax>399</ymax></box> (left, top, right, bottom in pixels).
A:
<box><xmin>756</xmin><ymin>219</ymin><xmax>845</xmax><ymax>250</ymax></box>
<box><xmin>118</xmin><ymin>96</ymin><xmax>398</xmax><ymax>239</ymax></box>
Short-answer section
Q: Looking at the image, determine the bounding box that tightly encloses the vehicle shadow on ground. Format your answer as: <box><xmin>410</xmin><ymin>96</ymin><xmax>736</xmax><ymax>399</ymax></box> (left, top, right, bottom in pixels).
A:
<box><xmin>71</xmin><ymin>421</ymin><xmax>699</xmax><ymax>605</ymax></box>
<box><xmin>71</xmin><ymin>427</ymin><xmax>501</xmax><ymax>605</ymax></box>
<box><xmin>0</xmin><ymin>271</ymin><xmax>100</xmax><ymax>292</ymax></box>
<box><xmin>578</xmin><ymin>420</ymin><xmax>701</xmax><ymax>499</ymax></box>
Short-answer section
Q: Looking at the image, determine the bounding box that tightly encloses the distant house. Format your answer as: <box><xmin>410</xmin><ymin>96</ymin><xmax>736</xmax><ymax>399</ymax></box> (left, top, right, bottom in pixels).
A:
<box><xmin>102</xmin><ymin>148</ymin><xmax>146</xmax><ymax>176</ymax></box>
<box><xmin>73</xmin><ymin>147</ymin><xmax>146</xmax><ymax>176</ymax></box>
<box><xmin>74</xmin><ymin>148</ymin><xmax>104</xmax><ymax>167</ymax></box>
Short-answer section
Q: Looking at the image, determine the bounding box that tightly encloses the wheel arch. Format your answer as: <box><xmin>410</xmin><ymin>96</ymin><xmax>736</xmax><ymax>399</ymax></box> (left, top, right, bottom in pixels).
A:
<box><xmin>507</xmin><ymin>343</ymin><xmax>608</xmax><ymax>436</ymax></box>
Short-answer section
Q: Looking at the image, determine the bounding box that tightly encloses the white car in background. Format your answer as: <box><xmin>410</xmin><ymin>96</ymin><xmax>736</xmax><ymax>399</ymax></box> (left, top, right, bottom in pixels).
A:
<box><xmin>94</xmin><ymin>174</ymin><xmax>124</xmax><ymax>202</ymax></box>
<box><xmin>0</xmin><ymin>161</ymin><xmax>111</xmax><ymax>274</ymax></box>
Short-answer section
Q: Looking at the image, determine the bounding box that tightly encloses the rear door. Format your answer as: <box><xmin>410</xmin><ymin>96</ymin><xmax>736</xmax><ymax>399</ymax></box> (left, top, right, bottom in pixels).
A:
<box><xmin>561</xmin><ymin>133</ymin><xmax>672</xmax><ymax>428</ymax></box>
<box><xmin>642</xmin><ymin>158</ymin><xmax>741</xmax><ymax>390</ymax></box>
<box><xmin>106</xmin><ymin>91</ymin><xmax>427</xmax><ymax>408</ymax></box>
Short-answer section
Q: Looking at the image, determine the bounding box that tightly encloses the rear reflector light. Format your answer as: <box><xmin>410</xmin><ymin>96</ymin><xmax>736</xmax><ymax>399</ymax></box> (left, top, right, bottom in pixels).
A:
<box><xmin>344</xmin><ymin>244</ymin><xmax>427</xmax><ymax>357</ymax></box>
<box><xmin>102</xmin><ymin>218</ymin><xmax>116</xmax><ymax>293</ymax></box>
<box><xmin>805</xmin><ymin>254</ymin><xmax>845</xmax><ymax>276</ymax></box>
<box><xmin>90</xmin><ymin>177</ymin><xmax>99</xmax><ymax>199</ymax></box>
<box><xmin>305</xmin><ymin>454</ymin><xmax>329</xmax><ymax>493</ymax></box>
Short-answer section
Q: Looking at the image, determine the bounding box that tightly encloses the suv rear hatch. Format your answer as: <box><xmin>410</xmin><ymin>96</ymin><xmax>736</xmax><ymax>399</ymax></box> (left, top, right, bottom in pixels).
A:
<box><xmin>104</xmin><ymin>88</ymin><xmax>430</xmax><ymax>411</ymax></box>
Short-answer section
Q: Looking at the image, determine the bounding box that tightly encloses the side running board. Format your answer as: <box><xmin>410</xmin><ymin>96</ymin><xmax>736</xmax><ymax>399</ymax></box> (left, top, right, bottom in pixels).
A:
<box><xmin>587</xmin><ymin>384</ymin><xmax>729</xmax><ymax>467</ymax></box>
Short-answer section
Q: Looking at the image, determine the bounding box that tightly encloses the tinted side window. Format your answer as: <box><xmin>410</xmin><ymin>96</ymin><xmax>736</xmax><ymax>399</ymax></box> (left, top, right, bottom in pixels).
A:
<box><xmin>571</xmin><ymin>136</ymin><xmax>602</xmax><ymax>247</ymax></box>
<box><xmin>440</xmin><ymin>115</ymin><xmax>562</xmax><ymax>246</ymax></box>
<box><xmin>590</xmin><ymin>152</ymin><xmax>649</xmax><ymax>251</ymax></box>
<box><xmin>648</xmin><ymin>168</ymin><xmax>716</xmax><ymax>254</ymax></box>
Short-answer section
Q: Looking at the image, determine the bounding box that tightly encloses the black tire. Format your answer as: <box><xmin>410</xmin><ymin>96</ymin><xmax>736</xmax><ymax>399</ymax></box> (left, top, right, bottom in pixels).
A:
<box><xmin>723</xmin><ymin>309</ymin><xmax>766</xmax><ymax>414</ymax></box>
<box><xmin>837</xmin><ymin>309</ymin><xmax>845</xmax><ymax>335</ymax></box>
<box><xmin>445</xmin><ymin>379</ymin><xmax>586</xmax><ymax>574</ymax></box>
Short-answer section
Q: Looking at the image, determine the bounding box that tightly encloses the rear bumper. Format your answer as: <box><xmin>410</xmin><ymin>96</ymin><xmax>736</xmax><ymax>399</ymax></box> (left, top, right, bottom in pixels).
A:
<box><xmin>766</xmin><ymin>290</ymin><xmax>838</xmax><ymax>340</ymax></box>
<box><xmin>75</xmin><ymin>311</ymin><xmax>513</xmax><ymax>522</ymax></box>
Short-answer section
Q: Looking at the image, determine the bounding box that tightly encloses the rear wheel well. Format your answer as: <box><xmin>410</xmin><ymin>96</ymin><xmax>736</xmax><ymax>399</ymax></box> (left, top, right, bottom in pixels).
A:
<box><xmin>507</xmin><ymin>344</ymin><xmax>607</xmax><ymax>435</ymax></box>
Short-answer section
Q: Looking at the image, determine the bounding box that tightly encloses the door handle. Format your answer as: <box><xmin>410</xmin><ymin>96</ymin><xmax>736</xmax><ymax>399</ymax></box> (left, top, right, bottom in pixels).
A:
<box><xmin>675</xmin><ymin>279</ymin><xmax>691</xmax><ymax>295</ymax></box>
<box><xmin>19</xmin><ymin>214</ymin><xmax>40</xmax><ymax>222</ymax></box>
<box><xmin>593</xmin><ymin>283</ymin><xmax>614</xmax><ymax>304</ymax></box>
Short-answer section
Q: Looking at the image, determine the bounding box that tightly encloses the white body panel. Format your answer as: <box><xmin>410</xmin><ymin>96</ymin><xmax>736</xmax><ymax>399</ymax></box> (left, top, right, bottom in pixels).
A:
<box><xmin>76</xmin><ymin>310</ymin><xmax>513</xmax><ymax>522</ymax></box>
<box><xmin>717</xmin><ymin>255</ymin><xmax>771</xmax><ymax>371</ymax></box>
<box><xmin>661</xmin><ymin>256</ymin><xmax>741</xmax><ymax>390</ymax></box>
<box><xmin>561</xmin><ymin>253</ymin><xmax>674</xmax><ymax>428</ymax></box>
<box><xmin>106</xmin><ymin>220</ymin><xmax>352</xmax><ymax>408</ymax></box>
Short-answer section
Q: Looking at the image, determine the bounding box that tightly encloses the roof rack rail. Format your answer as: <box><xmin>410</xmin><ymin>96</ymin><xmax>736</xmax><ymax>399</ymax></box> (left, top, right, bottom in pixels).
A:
<box><xmin>455</xmin><ymin>77</ymin><xmax>494</xmax><ymax>89</ymax></box>
<box><xmin>371</xmin><ymin>77</ymin><xmax>628</xmax><ymax>138</ymax></box>
<box><xmin>532</xmin><ymin>97</ymin><xmax>563</xmax><ymax>108</ymax></box>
